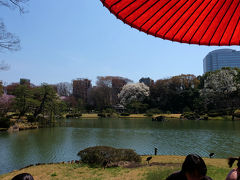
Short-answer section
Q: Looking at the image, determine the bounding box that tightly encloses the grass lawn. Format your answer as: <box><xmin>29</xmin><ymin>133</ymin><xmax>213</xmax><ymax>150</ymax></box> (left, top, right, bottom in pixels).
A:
<box><xmin>0</xmin><ymin>155</ymin><xmax>232</xmax><ymax>180</ymax></box>
<box><xmin>81</xmin><ymin>114</ymin><xmax>99</xmax><ymax>118</ymax></box>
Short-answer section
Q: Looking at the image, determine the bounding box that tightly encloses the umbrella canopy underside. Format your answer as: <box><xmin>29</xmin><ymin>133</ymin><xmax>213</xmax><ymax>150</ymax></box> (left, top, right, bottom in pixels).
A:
<box><xmin>101</xmin><ymin>0</ymin><xmax>240</xmax><ymax>46</ymax></box>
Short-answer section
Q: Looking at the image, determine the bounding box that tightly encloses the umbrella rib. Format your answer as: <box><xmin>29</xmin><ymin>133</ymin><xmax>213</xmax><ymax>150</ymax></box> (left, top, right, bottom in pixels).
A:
<box><xmin>116</xmin><ymin>0</ymin><xmax>137</xmax><ymax>17</ymax></box>
<box><xmin>219</xmin><ymin>0</ymin><xmax>240</xmax><ymax>45</ymax></box>
<box><xmin>198</xmin><ymin>0</ymin><xmax>227</xmax><ymax>45</ymax></box>
<box><xmin>130</xmin><ymin>0</ymin><xmax>161</xmax><ymax>27</ymax></box>
<box><xmin>109</xmin><ymin>0</ymin><xmax>122</xmax><ymax>11</ymax></box>
<box><xmin>180</xmin><ymin>0</ymin><xmax>212</xmax><ymax>43</ymax></box>
<box><xmin>209</xmin><ymin>0</ymin><xmax>234</xmax><ymax>45</ymax></box>
<box><xmin>145</xmin><ymin>0</ymin><xmax>180</xmax><ymax>36</ymax></box>
<box><xmin>229</xmin><ymin>12</ymin><xmax>240</xmax><ymax>45</ymax></box>
<box><xmin>139</xmin><ymin>0</ymin><xmax>171</xmax><ymax>31</ymax></box>
<box><xmin>188</xmin><ymin>0</ymin><xmax>220</xmax><ymax>44</ymax></box>
<box><xmin>153</xmin><ymin>0</ymin><xmax>187</xmax><ymax>36</ymax></box>
<box><xmin>171</xmin><ymin>0</ymin><xmax>205</xmax><ymax>41</ymax></box>
<box><xmin>124</xmin><ymin>0</ymin><xmax>149</xmax><ymax>22</ymax></box>
<box><xmin>148</xmin><ymin>0</ymin><xmax>182</xmax><ymax>36</ymax></box>
<box><xmin>162</xmin><ymin>0</ymin><xmax>198</xmax><ymax>39</ymax></box>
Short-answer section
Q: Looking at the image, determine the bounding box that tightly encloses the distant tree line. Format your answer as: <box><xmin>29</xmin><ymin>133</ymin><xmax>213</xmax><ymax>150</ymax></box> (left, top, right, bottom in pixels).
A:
<box><xmin>1</xmin><ymin>68</ymin><xmax>240</xmax><ymax>125</ymax></box>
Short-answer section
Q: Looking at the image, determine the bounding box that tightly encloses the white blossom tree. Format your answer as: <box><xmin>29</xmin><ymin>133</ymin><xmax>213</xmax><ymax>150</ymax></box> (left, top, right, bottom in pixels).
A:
<box><xmin>201</xmin><ymin>68</ymin><xmax>239</xmax><ymax>95</ymax></box>
<box><xmin>118</xmin><ymin>83</ymin><xmax>150</xmax><ymax>106</ymax></box>
<box><xmin>200</xmin><ymin>68</ymin><xmax>240</xmax><ymax>114</ymax></box>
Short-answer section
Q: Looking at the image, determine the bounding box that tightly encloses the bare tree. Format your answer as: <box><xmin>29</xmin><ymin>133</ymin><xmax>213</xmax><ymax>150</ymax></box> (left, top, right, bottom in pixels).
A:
<box><xmin>0</xmin><ymin>20</ymin><xmax>20</xmax><ymax>51</ymax></box>
<box><xmin>56</xmin><ymin>82</ymin><xmax>73</xmax><ymax>97</ymax></box>
<box><xmin>0</xmin><ymin>0</ymin><xmax>29</xmax><ymax>52</ymax></box>
<box><xmin>0</xmin><ymin>0</ymin><xmax>29</xmax><ymax>13</ymax></box>
<box><xmin>0</xmin><ymin>0</ymin><xmax>29</xmax><ymax>71</ymax></box>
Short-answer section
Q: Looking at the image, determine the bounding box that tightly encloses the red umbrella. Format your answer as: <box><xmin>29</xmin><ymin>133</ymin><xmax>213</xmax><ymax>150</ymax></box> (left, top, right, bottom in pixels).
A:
<box><xmin>101</xmin><ymin>0</ymin><xmax>240</xmax><ymax>46</ymax></box>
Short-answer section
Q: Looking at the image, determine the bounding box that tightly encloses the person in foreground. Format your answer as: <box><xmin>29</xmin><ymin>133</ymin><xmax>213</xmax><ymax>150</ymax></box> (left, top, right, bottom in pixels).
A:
<box><xmin>166</xmin><ymin>154</ymin><xmax>212</xmax><ymax>180</ymax></box>
<box><xmin>11</xmin><ymin>173</ymin><xmax>34</xmax><ymax>180</ymax></box>
<box><xmin>226</xmin><ymin>157</ymin><xmax>240</xmax><ymax>180</ymax></box>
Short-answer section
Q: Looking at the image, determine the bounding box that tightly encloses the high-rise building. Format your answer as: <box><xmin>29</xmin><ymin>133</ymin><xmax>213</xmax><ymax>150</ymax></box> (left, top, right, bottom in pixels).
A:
<box><xmin>203</xmin><ymin>49</ymin><xmax>240</xmax><ymax>73</ymax></box>
<box><xmin>72</xmin><ymin>78</ymin><xmax>92</xmax><ymax>102</ymax></box>
<box><xmin>20</xmin><ymin>78</ymin><xmax>30</xmax><ymax>86</ymax></box>
<box><xmin>139</xmin><ymin>77</ymin><xmax>154</xmax><ymax>87</ymax></box>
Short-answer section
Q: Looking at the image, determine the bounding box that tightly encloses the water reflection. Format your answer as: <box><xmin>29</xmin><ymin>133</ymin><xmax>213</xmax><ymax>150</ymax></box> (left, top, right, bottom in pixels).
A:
<box><xmin>1</xmin><ymin>118</ymin><xmax>240</xmax><ymax>174</ymax></box>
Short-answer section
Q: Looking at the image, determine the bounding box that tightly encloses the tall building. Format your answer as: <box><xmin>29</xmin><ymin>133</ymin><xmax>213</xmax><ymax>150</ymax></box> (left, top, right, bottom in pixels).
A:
<box><xmin>139</xmin><ymin>77</ymin><xmax>154</xmax><ymax>87</ymax></box>
<box><xmin>20</xmin><ymin>78</ymin><xmax>30</xmax><ymax>86</ymax></box>
<box><xmin>72</xmin><ymin>78</ymin><xmax>92</xmax><ymax>102</ymax></box>
<box><xmin>203</xmin><ymin>49</ymin><xmax>240</xmax><ymax>73</ymax></box>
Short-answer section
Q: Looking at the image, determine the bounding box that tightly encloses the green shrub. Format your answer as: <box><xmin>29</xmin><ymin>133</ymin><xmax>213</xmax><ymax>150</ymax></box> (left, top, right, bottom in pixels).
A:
<box><xmin>207</xmin><ymin>108</ymin><xmax>233</xmax><ymax>117</ymax></box>
<box><xmin>207</xmin><ymin>112</ymin><xmax>223</xmax><ymax>117</ymax></box>
<box><xmin>145</xmin><ymin>112</ymin><xmax>153</xmax><ymax>117</ymax></box>
<box><xmin>166</xmin><ymin>111</ymin><xmax>171</xmax><ymax>114</ymax></box>
<box><xmin>27</xmin><ymin>115</ymin><xmax>35</xmax><ymax>122</ymax></box>
<box><xmin>6</xmin><ymin>113</ymin><xmax>19</xmax><ymax>119</ymax></box>
<box><xmin>120</xmin><ymin>113</ymin><xmax>130</xmax><ymax>116</ymax></box>
<box><xmin>66</xmin><ymin>113</ymin><xmax>82</xmax><ymax>118</ymax></box>
<box><xmin>77</xmin><ymin>146</ymin><xmax>141</xmax><ymax>166</ymax></box>
<box><xmin>202</xmin><ymin>114</ymin><xmax>209</xmax><ymax>120</ymax></box>
<box><xmin>234</xmin><ymin>109</ymin><xmax>240</xmax><ymax>118</ymax></box>
<box><xmin>0</xmin><ymin>117</ymin><xmax>10</xmax><ymax>128</ymax></box>
<box><xmin>98</xmin><ymin>113</ymin><xmax>106</xmax><ymax>118</ymax></box>
<box><xmin>103</xmin><ymin>108</ymin><xmax>115</xmax><ymax>114</ymax></box>
<box><xmin>181</xmin><ymin>112</ymin><xmax>200</xmax><ymax>120</ymax></box>
<box><xmin>183</xmin><ymin>106</ymin><xmax>191</xmax><ymax>113</ymax></box>
<box><xmin>51</xmin><ymin>172</ymin><xmax>57</xmax><ymax>177</ymax></box>
<box><xmin>146</xmin><ymin>108</ymin><xmax>163</xmax><ymax>114</ymax></box>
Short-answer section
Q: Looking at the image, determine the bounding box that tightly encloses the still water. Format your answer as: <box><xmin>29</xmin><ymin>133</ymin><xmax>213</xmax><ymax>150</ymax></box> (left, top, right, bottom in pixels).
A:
<box><xmin>1</xmin><ymin>118</ymin><xmax>240</xmax><ymax>174</ymax></box>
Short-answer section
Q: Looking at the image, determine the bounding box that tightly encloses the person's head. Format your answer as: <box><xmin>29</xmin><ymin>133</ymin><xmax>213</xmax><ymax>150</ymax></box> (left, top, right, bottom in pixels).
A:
<box><xmin>11</xmin><ymin>173</ymin><xmax>34</xmax><ymax>180</ymax></box>
<box><xmin>181</xmin><ymin>154</ymin><xmax>207</xmax><ymax>180</ymax></box>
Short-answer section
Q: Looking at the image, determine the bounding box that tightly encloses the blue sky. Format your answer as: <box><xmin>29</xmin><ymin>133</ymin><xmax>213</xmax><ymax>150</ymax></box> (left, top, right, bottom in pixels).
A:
<box><xmin>0</xmin><ymin>0</ymin><xmax>240</xmax><ymax>85</ymax></box>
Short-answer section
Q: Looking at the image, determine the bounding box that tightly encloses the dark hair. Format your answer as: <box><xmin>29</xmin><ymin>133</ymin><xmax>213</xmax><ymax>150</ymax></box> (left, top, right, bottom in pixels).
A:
<box><xmin>12</xmin><ymin>173</ymin><xmax>34</xmax><ymax>180</ymax></box>
<box><xmin>181</xmin><ymin>154</ymin><xmax>207</xmax><ymax>177</ymax></box>
<box><xmin>228</xmin><ymin>157</ymin><xmax>240</xmax><ymax>168</ymax></box>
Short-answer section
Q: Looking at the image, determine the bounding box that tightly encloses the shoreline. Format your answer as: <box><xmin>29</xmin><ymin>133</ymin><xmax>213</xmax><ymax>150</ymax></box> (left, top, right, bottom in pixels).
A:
<box><xmin>0</xmin><ymin>155</ymin><xmax>230</xmax><ymax>180</ymax></box>
<box><xmin>0</xmin><ymin>114</ymin><xmax>234</xmax><ymax>132</ymax></box>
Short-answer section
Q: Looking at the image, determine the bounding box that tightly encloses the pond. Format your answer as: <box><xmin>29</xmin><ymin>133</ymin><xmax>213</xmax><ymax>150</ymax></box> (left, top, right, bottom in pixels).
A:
<box><xmin>1</xmin><ymin>118</ymin><xmax>240</xmax><ymax>174</ymax></box>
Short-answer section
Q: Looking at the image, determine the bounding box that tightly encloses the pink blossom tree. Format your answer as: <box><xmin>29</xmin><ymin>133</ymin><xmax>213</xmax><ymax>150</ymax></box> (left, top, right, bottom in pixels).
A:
<box><xmin>0</xmin><ymin>94</ymin><xmax>15</xmax><ymax>115</ymax></box>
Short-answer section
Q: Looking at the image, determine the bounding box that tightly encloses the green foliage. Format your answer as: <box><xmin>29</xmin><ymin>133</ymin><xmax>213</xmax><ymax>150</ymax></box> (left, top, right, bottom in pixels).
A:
<box><xmin>181</xmin><ymin>112</ymin><xmax>200</xmax><ymax>120</ymax></box>
<box><xmin>26</xmin><ymin>115</ymin><xmax>35</xmax><ymax>122</ymax></box>
<box><xmin>183</xmin><ymin>106</ymin><xmax>191</xmax><ymax>113</ymax></box>
<box><xmin>98</xmin><ymin>113</ymin><xmax>113</xmax><ymax>118</ymax></box>
<box><xmin>66</xmin><ymin>113</ymin><xmax>82</xmax><ymax>118</ymax></box>
<box><xmin>146</xmin><ymin>108</ymin><xmax>163</xmax><ymax>114</ymax></box>
<box><xmin>145</xmin><ymin>112</ymin><xmax>153</xmax><ymax>117</ymax></box>
<box><xmin>77</xmin><ymin>146</ymin><xmax>141</xmax><ymax>166</ymax></box>
<box><xmin>14</xmin><ymin>84</ymin><xmax>33</xmax><ymax>117</ymax></box>
<box><xmin>234</xmin><ymin>109</ymin><xmax>240</xmax><ymax>118</ymax></box>
<box><xmin>127</xmin><ymin>102</ymin><xmax>149</xmax><ymax>114</ymax></box>
<box><xmin>97</xmin><ymin>113</ymin><xmax>107</xmax><ymax>118</ymax></box>
<box><xmin>207</xmin><ymin>109</ymin><xmax>232</xmax><ymax>117</ymax></box>
<box><xmin>51</xmin><ymin>172</ymin><xmax>57</xmax><ymax>177</ymax></box>
<box><xmin>103</xmin><ymin>108</ymin><xmax>115</xmax><ymax>114</ymax></box>
<box><xmin>32</xmin><ymin>84</ymin><xmax>61</xmax><ymax>122</ymax></box>
<box><xmin>120</xmin><ymin>113</ymin><xmax>130</xmax><ymax>116</ymax></box>
<box><xmin>0</xmin><ymin>117</ymin><xmax>10</xmax><ymax>128</ymax></box>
